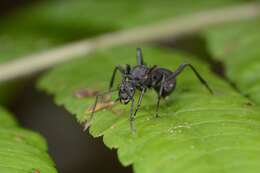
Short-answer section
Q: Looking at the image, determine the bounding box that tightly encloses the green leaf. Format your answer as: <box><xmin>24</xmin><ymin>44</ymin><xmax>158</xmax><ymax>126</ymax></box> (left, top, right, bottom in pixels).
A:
<box><xmin>0</xmin><ymin>107</ymin><xmax>18</xmax><ymax>127</ymax></box>
<box><xmin>0</xmin><ymin>107</ymin><xmax>57</xmax><ymax>173</ymax></box>
<box><xmin>39</xmin><ymin>46</ymin><xmax>260</xmax><ymax>173</ymax></box>
<box><xmin>204</xmin><ymin>19</ymin><xmax>260</xmax><ymax>104</ymax></box>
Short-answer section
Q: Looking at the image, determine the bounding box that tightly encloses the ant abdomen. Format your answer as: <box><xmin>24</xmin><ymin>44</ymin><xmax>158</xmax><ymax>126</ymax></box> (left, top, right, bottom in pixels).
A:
<box><xmin>154</xmin><ymin>77</ymin><xmax>176</xmax><ymax>97</ymax></box>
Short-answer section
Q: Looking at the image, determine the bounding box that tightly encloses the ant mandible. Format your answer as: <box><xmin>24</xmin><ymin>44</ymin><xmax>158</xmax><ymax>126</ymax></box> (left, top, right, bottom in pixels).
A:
<box><xmin>90</xmin><ymin>48</ymin><xmax>213</xmax><ymax>131</ymax></box>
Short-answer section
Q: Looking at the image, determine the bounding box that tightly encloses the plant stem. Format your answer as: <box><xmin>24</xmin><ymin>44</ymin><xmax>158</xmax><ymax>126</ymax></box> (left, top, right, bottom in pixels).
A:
<box><xmin>0</xmin><ymin>3</ymin><xmax>259</xmax><ymax>82</ymax></box>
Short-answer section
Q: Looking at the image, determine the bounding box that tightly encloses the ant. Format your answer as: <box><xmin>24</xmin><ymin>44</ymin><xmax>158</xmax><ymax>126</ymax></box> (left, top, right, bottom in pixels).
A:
<box><xmin>89</xmin><ymin>48</ymin><xmax>213</xmax><ymax>131</ymax></box>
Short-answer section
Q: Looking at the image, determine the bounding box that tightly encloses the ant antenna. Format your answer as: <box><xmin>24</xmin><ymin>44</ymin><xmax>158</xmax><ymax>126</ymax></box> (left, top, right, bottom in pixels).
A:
<box><xmin>84</xmin><ymin>89</ymin><xmax>118</xmax><ymax>131</ymax></box>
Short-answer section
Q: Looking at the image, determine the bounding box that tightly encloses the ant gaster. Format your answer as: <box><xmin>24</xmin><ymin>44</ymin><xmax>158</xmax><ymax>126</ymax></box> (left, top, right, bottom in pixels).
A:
<box><xmin>90</xmin><ymin>48</ymin><xmax>213</xmax><ymax>131</ymax></box>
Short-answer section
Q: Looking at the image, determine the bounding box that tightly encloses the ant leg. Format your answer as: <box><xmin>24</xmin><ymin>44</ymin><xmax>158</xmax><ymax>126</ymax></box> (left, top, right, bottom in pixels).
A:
<box><xmin>130</xmin><ymin>98</ymin><xmax>135</xmax><ymax>132</ymax></box>
<box><xmin>129</xmin><ymin>88</ymin><xmax>145</xmax><ymax>132</ymax></box>
<box><xmin>167</xmin><ymin>63</ymin><xmax>213</xmax><ymax>94</ymax></box>
<box><xmin>85</xmin><ymin>89</ymin><xmax>118</xmax><ymax>130</ymax></box>
<box><xmin>156</xmin><ymin>74</ymin><xmax>166</xmax><ymax>118</ymax></box>
<box><xmin>133</xmin><ymin>88</ymin><xmax>146</xmax><ymax>117</ymax></box>
<box><xmin>136</xmin><ymin>48</ymin><xmax>144</xmax><ymax>65</ymax></box>
<box><xmin>109</xmin><ymin>65</ymin><xmax>125</xmax><ymax>91</ymax></box>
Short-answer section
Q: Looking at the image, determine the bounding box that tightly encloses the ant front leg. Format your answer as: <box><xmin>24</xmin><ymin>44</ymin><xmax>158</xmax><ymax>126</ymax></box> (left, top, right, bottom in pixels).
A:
<box><xmin>134</xmin><ymin>88</ymin><xmax>146</xmax><ymax>117</ymax></box>
<box><xmin>167</xmin><ymin>63</ymin><xmax>213</xmax><ymax>94</ymax></box>
<box><xmin>156</xmin><ymin>74</ymin><xmax>166</xmax><ymax>118</ymax></box>
<box><xmin>109</xmin><ymin>65</ymin><xmax>125</xmax><ymax>91</ymax></box>
<box><xmin>130</xmin><ymin>88</ymin><xmax>145</xmax><ymax>132</ymax></box>
<box><xmin>130</xmin><ymin>98</ymin><xmax>135</xmax><ymax>132</ymax></box>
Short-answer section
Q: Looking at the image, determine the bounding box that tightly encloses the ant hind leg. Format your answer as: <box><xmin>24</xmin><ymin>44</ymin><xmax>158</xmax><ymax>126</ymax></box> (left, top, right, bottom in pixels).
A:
<box><xmin>167</xmin><ymin>63</ymin><xmax>213</xmax><ymax>94</ymax></box>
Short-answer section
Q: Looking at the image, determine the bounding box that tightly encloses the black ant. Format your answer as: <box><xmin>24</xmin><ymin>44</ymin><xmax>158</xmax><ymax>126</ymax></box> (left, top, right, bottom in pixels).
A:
<box><xmin>89</xmin><ymin>48</ymin><xmax>213</xmax><ymax>131</ymax></box>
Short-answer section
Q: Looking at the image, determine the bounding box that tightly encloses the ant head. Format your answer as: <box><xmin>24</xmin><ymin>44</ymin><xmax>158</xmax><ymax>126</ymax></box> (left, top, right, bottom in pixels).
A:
<box><xmin>119</xmin><ymin>78</ymin><xmax>135</xmax><ymax>104</ymax></box>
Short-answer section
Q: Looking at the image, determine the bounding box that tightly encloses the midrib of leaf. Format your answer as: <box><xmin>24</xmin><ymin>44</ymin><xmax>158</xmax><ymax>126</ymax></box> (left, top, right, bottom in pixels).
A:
<box><xmin>0</xmin><ymin>107</ymin><xmax>57</xmax><ymax>173</ymax></box>
<box><xmin>204</xmin><ymin>19</ymin><xmax>260</xmax><ymax>104</ymax></box>
<box><xmin>39</xmin><ymin>46</ymin><xmax>260</xmax><ymax>173</ymax></box>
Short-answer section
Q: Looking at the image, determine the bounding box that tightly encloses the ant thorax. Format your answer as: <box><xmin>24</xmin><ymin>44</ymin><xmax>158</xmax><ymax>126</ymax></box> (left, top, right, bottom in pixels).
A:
<box><xmin>130</xmin><ymin>65</ymin><xmax>150</xmax><ymax>82</ymax></box>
